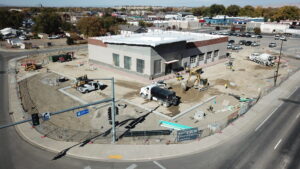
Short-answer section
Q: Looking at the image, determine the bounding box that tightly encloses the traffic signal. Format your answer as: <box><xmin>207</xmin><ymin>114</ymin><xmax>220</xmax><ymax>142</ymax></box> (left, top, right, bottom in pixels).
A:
<box><xmin>108</xmin><ymin>107</ymin><xmax>112</xmax><ymax>121</ymax></box>
<box><xmin>116</xmin><ymin>107</ymin><xmax>119</xmax><ymax>115</ymax></box>
<box><xmin>31</xmin><ymin>113</ymin><xmax>40</xmax><ymax>126</ymax></box>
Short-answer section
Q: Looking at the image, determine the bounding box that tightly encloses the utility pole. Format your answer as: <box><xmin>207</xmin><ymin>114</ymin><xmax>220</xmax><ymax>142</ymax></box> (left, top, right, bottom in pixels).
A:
<box><xmin>274</xmin><ymin>39</ymin><xmax>284</xmax><ymax>86</ymax></box>
<box><xmin>111</xmin><ymin>77</ymin><xmax>116</xmax><ymax>143</ymax></box>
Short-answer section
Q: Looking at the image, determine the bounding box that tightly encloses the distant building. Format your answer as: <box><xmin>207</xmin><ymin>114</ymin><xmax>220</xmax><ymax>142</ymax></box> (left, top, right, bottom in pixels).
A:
<box><xmin>204</xmin><ymin>15</ymin><xmax>264</xmax><ymax>25</ymax></box>
<box><xmin>246</xmin><ymin>22</ymin><xmax>263</xmax><ymax>32</ymax></box>
<box><xmin>260</xmin><ymin>23</ymin><xmax>290</xmax><ymax>34</ymax></box>
<box><xmin>88</xmin><ymin>31</ymin><xmax>228</xmax><ymax>79</ymax></box>
<box><xmin>119</xmin><ymin>25</ymin><xmax>147</xmax><ymax>35</ymax></box>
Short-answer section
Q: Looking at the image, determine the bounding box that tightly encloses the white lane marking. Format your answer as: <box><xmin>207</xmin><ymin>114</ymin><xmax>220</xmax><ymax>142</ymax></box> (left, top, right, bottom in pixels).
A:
<box><xmin>296</xmin><ymin>113</ymin><xmax>300</xmax><ymax>119</ymax></box>
<box><xmin>255</xmin><ymin>102</ymin><xmax>283</xmax><ymax>132</ymax></box>
<box><xmin>274</xmin><ymin>139</ymin><xmax>282</xmax><ymax>150</ymax></box>
<box><xmin>84</xmin><ymin>166</ymin><xmax>91</xmax><ymax>169</ymax></box>
<box><xmin>287</xmin><ymin>87</ymin><xmax>299</xmax><ymax>98</ymax></box>
<box><xmin>255</xmin><ymin>87</ymin><xmax>299</xmax><ymax>132</ymax></box>
<box><xmin>153</xmin><ymin>161</ymin><xmax>166</xmax><ymax>169</ymax></box>
<box><xmin>126</xmin><ymin>164</ymin><xmax>137</xmax><ymax>169</ymax></box>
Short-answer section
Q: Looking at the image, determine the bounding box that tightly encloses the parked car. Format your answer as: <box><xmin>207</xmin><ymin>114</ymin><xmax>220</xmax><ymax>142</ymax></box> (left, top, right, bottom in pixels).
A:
<box><xmin>245</xmin><ymin>33</ymin><xmax>251</xmax><ymax>37</ymax></box>
<box><xmin>227</xmin><ymin>44</ymin><xmax>233</xmax><ymax>49</ymax></box>
<box><xmin>229</xmin><ymin>32</ymin><xmax>237</xmax><ymax>36</ymax></box>
<box><xmin>279</xmin><ymin>36</ymin><xmax>287</xmax><ymax>41</ymax></box>
<box><xmin>269</xmin><ymin>42</ymin><xmax>277</xmax><ymax>48</ymax></box>
<box><xmin>251</xmin><ymin>42</ymin><xmax>260</xmax><ymax>46</ymax></box>
<box><xmin>245</xmin><ymin>41</ymin><xmax>253</xmax><ymax>46</ymax></box>
<box><xmin>232</xmin><ymin>45</ymin><xmax>243</xmax><ymax>50</ymax></box>
<box><xmin>228</xmin><ymin>40</ymin><xmax>235</xmax><ymax>44</ymax></box>
<box><xmin>274</xmin><ymin>35</ymin><xmax>280</xmax><ymax>40</ymax></box>
<box><xmin>239</xmin><ymin>40</ymin><xmax>247</xmax><ymax>45</ymax></box>
<box><xmin>19</xmin><ymin>35</ymin><xmax>29</xmax><ymax>40</ymax></box>
<box><xmin>256</xmin><ymin>35</ymin><xmax>263</xmax><ymax>38</ymax></box>
<box><xmin>48</xmin><ymin>35</ymin><xmax>60</xmax><ymax>39</ymax></box>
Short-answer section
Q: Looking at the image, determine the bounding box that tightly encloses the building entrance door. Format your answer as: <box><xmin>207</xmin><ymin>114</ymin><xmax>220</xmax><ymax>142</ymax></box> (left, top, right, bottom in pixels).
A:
<box><xmin>165</xmin><ymin>63</ymin><xmax>172</xmax><ymax>75</ymax></box>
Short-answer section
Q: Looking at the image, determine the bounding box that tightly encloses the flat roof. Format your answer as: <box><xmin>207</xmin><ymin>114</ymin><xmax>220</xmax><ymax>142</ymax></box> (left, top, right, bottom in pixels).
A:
<box><xmin>91</xmin><ymin>31</ymin><xmax>225</xmax><ymax>47</ymax></box>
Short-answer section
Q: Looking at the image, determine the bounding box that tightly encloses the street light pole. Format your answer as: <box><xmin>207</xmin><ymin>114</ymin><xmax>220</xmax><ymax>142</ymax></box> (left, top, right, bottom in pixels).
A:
<box><xmin>111</xmin><ymin>77</ymin><xmax>116</xmax><ymax>143</ymax></box>
<box><xmin>274</xmin><ymin>39</ymin><xmax>283</xmax><ymax>86</ymax></box>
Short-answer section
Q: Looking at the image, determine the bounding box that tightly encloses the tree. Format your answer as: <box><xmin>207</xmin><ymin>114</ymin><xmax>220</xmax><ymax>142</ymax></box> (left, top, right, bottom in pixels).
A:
<box><xmin>253</xmin><ymin>6</ymin><xmax>264</xmax><ymax>17</ymax></box>
<box><xmin>138</xmin><ymin>20</ymin><xmax>146</xmax><ymax>27</ymax></box>
<box><xmin>61</xmin><ymin>22</ymin><xmax>75</xmax><ymax>32</ymax></box>
<box><xmin>253</xmin><ymin>27</ymin><xmax>261</xmax><ymax>34</ymax></box>
<box><xmin>273</xmin><ymin>6</ymin><xmax>300</xmax><ymax>21</ymax></box>
<box><xmin>0</xmin><ymin>10</ymin><xmax>25</xmax><ymax>29</ymax></box>
<box><xmin>192</xmin><ymin>7</ymin><xmax>209</xmax><ymax>16</ymax></box>
<box><xmin>66</xmin><ymin>37</ymin><xmax>74</xmax><ymax>45</ymax></box>
<box><xmin>209</xmin><ymin>4</ymin><xmax>226</xmax><ymax>16</ymax></box>
<box><xmin>33</xmin><ymin>12</ymin><xmax>62</xmax><ymax>34</ymax></box>
<box><xmin>226</xmin><ymin>5</ymin><xmax>240</xmax><ymax>16</ymax></box>
<box><xmin>239</xmin><ymin>5</ymin><xmax>255</xmax><ymax>17</ymax></box>
<box><xmin>77</xmin><ymin>16</ymin><xmax>103</xmax><ymax>37</ymax></box>
<box><xmin>76</xmin><ymin>16</ymin><xmax>125</xmax><ymax>37</ymax></box>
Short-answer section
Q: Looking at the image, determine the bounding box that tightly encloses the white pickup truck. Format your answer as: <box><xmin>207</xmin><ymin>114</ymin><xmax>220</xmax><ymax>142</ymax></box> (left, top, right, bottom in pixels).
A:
<box><xmin>77</xmin><ymin>81</ymin><xmax>104</xmax><ymax>94</ymax></box>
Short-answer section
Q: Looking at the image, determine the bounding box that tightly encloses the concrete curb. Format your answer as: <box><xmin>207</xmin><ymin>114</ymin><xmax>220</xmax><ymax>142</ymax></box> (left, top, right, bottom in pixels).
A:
<box><xmin>7</xmin><ymin>55</ymin><xmax>300</xmax><ymax>162</ymax></box>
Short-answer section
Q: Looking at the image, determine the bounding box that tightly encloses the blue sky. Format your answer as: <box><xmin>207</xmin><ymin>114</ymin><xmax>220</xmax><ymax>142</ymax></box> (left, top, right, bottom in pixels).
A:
<box><xmin>0</xmin><ymin>0</ymin><xmax>299</xmax><ymax>7</ymax></box>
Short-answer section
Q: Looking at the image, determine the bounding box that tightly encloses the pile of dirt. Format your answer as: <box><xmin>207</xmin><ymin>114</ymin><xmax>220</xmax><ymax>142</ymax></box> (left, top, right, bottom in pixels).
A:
<box><xmin>170</xmin><ymin>84</ymin><xmax>222</xmax><ymax>103</ymax></box>
<box><xmin>18</xmin><ymin>79</ymin><xmax>39</xmax><ymax>115</ymax></box>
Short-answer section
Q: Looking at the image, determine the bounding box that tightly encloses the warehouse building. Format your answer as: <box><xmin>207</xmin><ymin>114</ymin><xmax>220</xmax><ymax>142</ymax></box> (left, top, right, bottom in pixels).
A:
<box><xmin>88</xmin><ymin>31</ymin><xmax>228</xmax><ymax>79</ymax></box>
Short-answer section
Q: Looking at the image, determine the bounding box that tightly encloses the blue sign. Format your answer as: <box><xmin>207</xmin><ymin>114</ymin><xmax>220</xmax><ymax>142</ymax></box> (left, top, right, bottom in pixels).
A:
<box><xmin>76</xmin><ymin>109</ymin><xmax>89</xmax><ymax>117</ymax></box>
<box><xmin>177</xmin><ymin>127</ymin><xmax>200</xmax><ymax>142</ymax></box>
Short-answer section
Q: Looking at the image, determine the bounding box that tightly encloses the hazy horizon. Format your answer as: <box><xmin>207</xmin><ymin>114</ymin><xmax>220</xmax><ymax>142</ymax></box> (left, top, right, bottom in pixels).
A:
<box><xmin>0</xmin><ymin>0</ymin><xmax>300</xmax><ymax>8</ymax></box>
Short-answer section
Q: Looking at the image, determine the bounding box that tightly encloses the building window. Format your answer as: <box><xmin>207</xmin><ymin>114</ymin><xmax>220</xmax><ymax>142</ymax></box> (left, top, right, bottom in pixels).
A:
<box><xmin>207</xmin><ymin>51</ymin><xmax>212</xmax><ymax>59</ymax></box>
<box><xmin>112</xmin><ymin>53</ymin><xmax>119</xmax><ymax>67</ymax></box>
<box><xmin>190</xmin><ymin>55</ymin><xmax>197</xmax><ymax>63</ymax></box>
<box><xmin>214</xmin><ymin>50</ymin><xmax>219</xmax><ymax>58</ymax></box>
<box><xmin>199</xmin><ymin>53</ymin><xmax>205</xmax><ymax>61</ymax></box>
<box><xmin>154</xmin><ymin>59</ymin><xmax>161</xmax><ymax>74</ymax></box>
<box><xmin>136</xmin><ymin>59</ymin><xmax>144</xmax><ymax>73</ymax></box>
<box><xmin>124</xmin><ymin>56</ymin><xmax>131</xmax><ymax>70</ymax></box>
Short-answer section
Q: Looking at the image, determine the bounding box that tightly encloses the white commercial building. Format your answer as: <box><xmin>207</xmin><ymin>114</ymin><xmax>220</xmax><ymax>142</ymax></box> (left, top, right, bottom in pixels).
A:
<box><xmin>88</xmin><ymin>31</ymin><xmax>228</xmax><ymax>79</ymax></box>
<box><xmin>260</xmin><ymin>23</ymin><xmax>290</xmax><ymax>34</ymax></box>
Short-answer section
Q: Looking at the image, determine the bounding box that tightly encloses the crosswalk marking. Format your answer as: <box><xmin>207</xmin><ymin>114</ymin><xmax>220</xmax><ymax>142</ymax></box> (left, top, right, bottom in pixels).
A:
<box><xmin>153</xmin><ymin>161</ymin><xmax>166</xmax><ymax>169</ymax></box>
<box><xmin>126</xmin><ymin>164</ymin><xmax>137</xmax><ymax>169</ymax></box>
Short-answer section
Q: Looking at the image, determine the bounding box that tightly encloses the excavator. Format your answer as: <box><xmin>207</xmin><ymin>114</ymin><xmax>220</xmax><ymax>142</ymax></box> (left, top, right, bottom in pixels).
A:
<box><xmin>24</xmin><ymin>62</ymin><xmax>42</xmax><ymax>71</ymax></box>
<box><xmin>72</xmin><ymin>74</ymin><xmax>90</xmax><ymax>88</ymax></box>
<box><xmin>181</xmin><ymin>67</ymin><xmax>209</xmax><ymax>91</ymax></box>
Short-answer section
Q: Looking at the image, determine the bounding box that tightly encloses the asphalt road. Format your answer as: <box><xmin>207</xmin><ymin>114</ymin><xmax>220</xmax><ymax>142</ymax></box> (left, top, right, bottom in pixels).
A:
<box><xmin>0</xmin><ymin>48</ymin><xmax>299</xmax><ymax>169</ymax></box>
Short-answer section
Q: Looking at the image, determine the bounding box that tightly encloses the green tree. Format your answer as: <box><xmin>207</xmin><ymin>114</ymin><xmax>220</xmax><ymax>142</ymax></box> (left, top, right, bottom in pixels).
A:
<box><xmin>0</xmin><ymin>10</ymin><xmax>25</xmax><ymax>29</ymax></box>
<box><xmin>262</xmin><ymin>7</ymin><xmax>277</xmax><ymax>21</ymax></box>
<box><xmin>226</xmin><ymin>5</ymin><xmax>240</xmax><ymax>16</ymax></box>
<box><xmin>253</xmin><ymin>6</ymin><xmax>264</xmax><ymax>17</ymax></box>
<box><xmin>209</xmin><ymin>4</ymin><xmax>226</xmax><ymax>16</ymax></box>
<box><xmin>138</xmin><ymin>20</ymin><xmax>146</xmax><ymax>27</ymax></box>
<box><xmin>192</xmin><ymin>7</ymin><xmax>210</xmax><ymax>16</ymax></box>
<box><xmin>273</xmin><ymin>6</ymin><xmax>299</xmax><ymax>21</ymax></box>
<box><xmin>61</xmin><ymin>22</ymin><xmax>74</xmax><ymax>32</ymax></box>
<box><xmin>239</xmin><ymin>5</ymin><xmax>255</xmax><ymax>17</ymax></box>
<box><xmin>77</xmin><ymin>16</ymin><xmax>104</xmax><ymax>37</ymax></box>
<box><xmin>253</xmin><ymin>27</ymin><xmax>261</xmax><ymax>34</ymax></box>
<box><xmin>33</xmin><ymin>12</ymin><xmax>62</xmax><ymax>34</ymax></box>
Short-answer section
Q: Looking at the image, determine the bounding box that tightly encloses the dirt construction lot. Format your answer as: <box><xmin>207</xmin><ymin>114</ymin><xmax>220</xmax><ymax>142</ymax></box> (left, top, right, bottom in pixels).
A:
<box><xmin>16</xmin><ymin>41</ymin><xmax>300</xmax><ymax>143</ymax></box>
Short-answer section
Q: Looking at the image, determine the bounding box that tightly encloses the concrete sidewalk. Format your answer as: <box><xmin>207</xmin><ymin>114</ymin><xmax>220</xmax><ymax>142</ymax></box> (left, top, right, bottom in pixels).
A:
<box><xmin>8</xmin><ymin>57</ymin><xmax>300</xmax><ymax>162</ymax></box>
